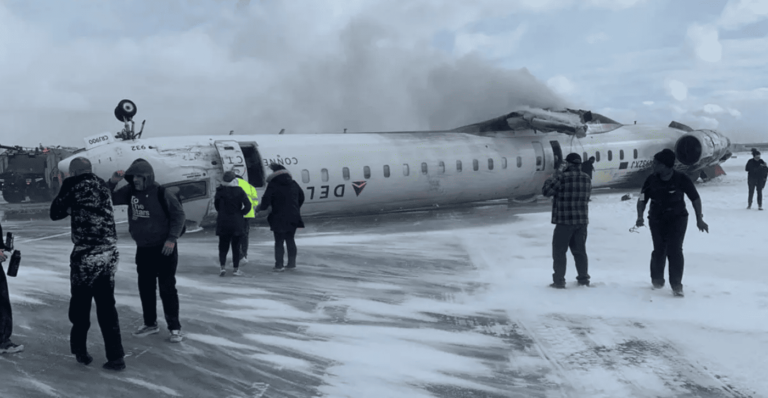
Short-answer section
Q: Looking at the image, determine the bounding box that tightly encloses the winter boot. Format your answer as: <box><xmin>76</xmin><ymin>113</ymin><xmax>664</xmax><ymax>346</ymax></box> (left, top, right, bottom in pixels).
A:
<box><xmin>75</xmin><ymin>352</ymin><xmax>93</xmax><ymax>365</ymax></box>
<box><xmin>102</xmin><ymin>358</ymin><xmax>126</xmax><ymax>371</ymax></box>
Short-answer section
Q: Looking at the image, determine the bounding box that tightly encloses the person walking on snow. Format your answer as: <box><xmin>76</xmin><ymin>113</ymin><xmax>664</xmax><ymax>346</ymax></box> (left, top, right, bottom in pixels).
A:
<box><xmin>214</xmin><ymin>171</ymin><xmax>252</xmax><ymax>276</ymax></box>
<box><xmin>745</xmin><ymin>149</ymin><xmax>768</xmax><ymax>210</ymax></box>
<box><xmin>0</xmin><ymin>221</ymin><xmax>23</xmax><ymax>355</ymax></box>
<box><xmin>635</xmin><ymin>149</ymin><xmax>708</xmax><ymax>297</ymax></box>
<box><xmin>235</xmin><ymin>174</ymin><xmax>259</xmax><ymax>265</ymax></box>
<box><xmin>255</xmin><ymin>163</ymin><xmax>305</xmax><ymax>272</ymax></box>
<box><xmin>108</xmin><ymin>159</ymin><xmax>186</xmax><ymax>343</ymax></box>
<box><xmin>50</xmin><ymin>157</ymin><xmax>126</xmax><ymax>370</ymax></box>
<box><xmin>542</xmin><ymin>153</ymin><xmax>592</xmax><ymax>288</ymax></box>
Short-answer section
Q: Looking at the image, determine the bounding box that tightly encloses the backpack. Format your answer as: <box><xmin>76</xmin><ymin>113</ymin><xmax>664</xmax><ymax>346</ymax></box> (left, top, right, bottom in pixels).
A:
<box><xmin>157</xmin><ymin>185</ymin><xmax>187</xmax><ymax>237</ymax></box>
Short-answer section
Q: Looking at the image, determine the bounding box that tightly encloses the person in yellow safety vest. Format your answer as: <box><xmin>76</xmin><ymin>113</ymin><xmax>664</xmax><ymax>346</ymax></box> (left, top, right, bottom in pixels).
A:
<box><xmin>236</xmin><ymin>175</ymin><xmax>259</xmax><ymax>264</ymax></box>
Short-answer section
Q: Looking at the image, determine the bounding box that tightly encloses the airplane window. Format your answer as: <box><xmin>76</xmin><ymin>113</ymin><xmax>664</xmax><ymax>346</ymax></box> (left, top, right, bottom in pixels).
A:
<box><xmin>384</xmin><ymin>165</ymin><xmax>390</xmax><ymax>178</ymax></box>
<box><xmin>343</xmin><ymin>167</ymin><xmax>350</xmax><ymax>180</ymax></box>
<box><xmin>364</xmin><ymin>166</ymin><xmax>371</xmax><ymax>179</ymax></box>
<box><xmin>473</xmin><ymin>159</ymin><xmax>479</xmax><ymax>171</ymax></box>
<box><xmin>456</xmin><ymin>160</ymin><xmax>462</xmax><ymax>172</ymax></box>
<box><xmin>634</xmin><ymin>149</ymin><xmax>638</xmax><ymax>159</ymax></box>
<box><xmin>302</xmin><ymin>169</ymin><xmax>310</xmax><ymax>183</ymax></box>
<box><xmin>517</xmin><ymin>156</ymin><xmax>522</xmax><ymax>168</ymax></box>
<box><xmin>596</xmin><ymin>152</ymin><xmax>601</xmax><ymax>162</ymax></box>
<box><xmin>163</xmin><ymin>181</ymin><xmax>207</xmax><ymax>202</ymax></box>
<box><xmin>536</xmin><ymin>156</ymin><xmax>542</xmax><ymax>167</ymax></box>
<box><xmin>583</xmin><ymin>152</ymin><xmax>588</xmax><ymax>161</ymax></box>
<box><xmin>421</xmin><ymin>162</ymin><xmax>428</xmax><ymax>175</ymax></box>
<box><xmin>321</xmin><ymin>168</ymin><xmax>329</xmax><ymax>182</ymax></box>
<box><xmin>608</xmin><ymin>151</ymin><xmax>613</xmax><ymax>161</ymax></box>
<box><xmin>488</xmin><ymin>158</ymin><xmax>494</xmax><ymax>170</ymax></box>
<box><xmin>620</xmin><ymin>150</ymin><xmax>625</xmax><ymax>160</ymax></box>
<box><xmin>439</xmin><ymin>161</ymin><xmax>445</xmax><ymax>174</ymax></box>
<box><xmin>501</xmin><ymin>157</ymin><xmax>507</xmax><ymax>169</ymax></box>
<box><xmin>403</xmin><ymin>164</ymin><xmax>410</xmax><ymax>176</ymax></box>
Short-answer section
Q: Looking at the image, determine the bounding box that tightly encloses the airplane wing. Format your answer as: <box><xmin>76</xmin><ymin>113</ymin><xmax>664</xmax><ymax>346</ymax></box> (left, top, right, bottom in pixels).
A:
<box><xmin>452</xmin><ymin>108</ymin><xmax>596</xmax><ymax>138</ymax></box>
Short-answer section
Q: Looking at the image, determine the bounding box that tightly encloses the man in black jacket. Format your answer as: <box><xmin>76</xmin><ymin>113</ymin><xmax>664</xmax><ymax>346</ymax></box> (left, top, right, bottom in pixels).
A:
<box><xmin>581</xmin><ymin>156</ymin><xmax>596</xmax><ymax>180</ymax></box>
<box><xmin>108</xmin><ymin>159</ymin><xmax>186</xmax><ymax>343</ymax></box>
<box><xmin>635</xmin><ymin>149</ymin><xmax>709</xmax><ymax>297</ymax></box>
<box><xmin>745</xmin><ymin>149</ymin><xmax>768</xmax><ymax>210</ymax></box>
<box><xmin>50</xmin><ymin>157</ymin><xmax>125</xmax><ymax>370</ymax></box>
<box><xmin>256</xmin><ymin>164</ymin><xmax>305</xmax><ymax>272</ymax></box>
<box><xmin>0</xmin><ymin>221</ymin><xmax>23</xmax><ymax>355</ymax></box>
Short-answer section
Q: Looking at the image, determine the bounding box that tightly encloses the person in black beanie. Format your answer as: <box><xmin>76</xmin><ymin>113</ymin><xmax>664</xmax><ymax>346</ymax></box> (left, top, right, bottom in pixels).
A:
<box><xmin>635</xmin><ymin>148</ymin><xmax>709</xmax><ymax>297</ymax></box>
<box><xmin>0</xmin><ymin>221</ymin><xmax>24</xmax><ymax>354</ymax></box>
<box><xmin>745</xmin><ymin>149</ymin><xmax>768</xmax><ymax>210</ymax></box>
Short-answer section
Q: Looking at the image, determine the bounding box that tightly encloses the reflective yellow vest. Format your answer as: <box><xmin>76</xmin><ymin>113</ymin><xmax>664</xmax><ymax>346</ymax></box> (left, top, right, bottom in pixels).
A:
<box><xmin>237</xmin><ymin>178</ymin><xmax>259</xmax><ymax>218</ymax></box>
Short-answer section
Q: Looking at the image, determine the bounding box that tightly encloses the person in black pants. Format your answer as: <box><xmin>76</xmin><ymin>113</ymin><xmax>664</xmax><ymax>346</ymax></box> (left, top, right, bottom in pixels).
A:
<box><xmin>108</xmin><ymin>159</ymin><xmax>186</xmax><ymax>343</ymax></box>
<box><xmin>0</xmin><ymin>221</ymin><xmax>24</xmax><ymax>355</ymax></box>
<box><xmin>256</xmin><ymin>163</ymin><xmax>305</xmax><ymax>272</ymax></box>
<box><xmin>214</xmin><ymin>171</ymin><xmax>252</xmax><ymax>276</ymax></box>
<box><xmin>50</xmin><ymin>157</ymin><xmax>125</xmax><ymax>370</ymax></box>
<box><xmin>635</xmin><ymin>149</ymin><xmax>709</xmax><ymax>297</ymax></box>
<box><xmin>745</xmin><ymin>149</ymin><xmax>768</xmax><ymax>210</ymax></box>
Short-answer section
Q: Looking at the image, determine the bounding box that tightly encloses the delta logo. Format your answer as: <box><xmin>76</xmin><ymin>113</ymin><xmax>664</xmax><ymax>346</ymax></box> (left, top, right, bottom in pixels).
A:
<box><xmin>352</xmin><ymin>181</ymin><xmax>367</xmax><ymax>196</ymax></box>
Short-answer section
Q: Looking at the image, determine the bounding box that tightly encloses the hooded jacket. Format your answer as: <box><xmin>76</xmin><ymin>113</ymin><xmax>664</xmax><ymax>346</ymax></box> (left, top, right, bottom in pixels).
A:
<box><xmin>214</xmin><ymin>179</ymin><xmax>252</xmax><ymax>236</ymax></box>
<box><xmin>50</xmin><ymin>173</ymin><xmax>119</xmax><ymax>286</ymax></box>
<box><xmin>108</xmin><ymin>159</ymin><xmax>186</xmax><ymax>247</ymax></box>
<box><xmin>256</xmin><ymin>170</ymin><xmax>305</xmax><ymax>232</ymax></box>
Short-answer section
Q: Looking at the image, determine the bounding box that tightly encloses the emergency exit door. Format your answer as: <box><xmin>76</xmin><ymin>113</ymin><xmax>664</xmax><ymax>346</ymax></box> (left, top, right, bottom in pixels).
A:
<box><xmin>214</xmin><ymin>140</ymin><xmax>249</xmax><ymax>181</ymax></box>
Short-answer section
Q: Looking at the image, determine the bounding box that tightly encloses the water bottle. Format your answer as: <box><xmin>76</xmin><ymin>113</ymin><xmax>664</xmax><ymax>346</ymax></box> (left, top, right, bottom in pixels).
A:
<box><xmin>5</xmin><ymin>232</ymin><xmax>12</xmax><ymax>251</ymax></box>
<box><xmin>6</xmin><ymin>250</ymin><xmax>20</xmax><ymax>277</ymax></box>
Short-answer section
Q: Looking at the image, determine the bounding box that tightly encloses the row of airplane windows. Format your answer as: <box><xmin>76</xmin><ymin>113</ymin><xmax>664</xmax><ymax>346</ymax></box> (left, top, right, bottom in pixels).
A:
<box><xmin>298</xmin><ymin>148</ymin><xmax>641</xmax><ymax>183</ymax></box>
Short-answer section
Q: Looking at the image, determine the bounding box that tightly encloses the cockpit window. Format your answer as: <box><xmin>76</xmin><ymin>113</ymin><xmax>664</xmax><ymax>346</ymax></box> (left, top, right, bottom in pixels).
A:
<box><xmin>162</xmin><ymin>181</ymin><xmax>208</xmax><ymax>202</ymax></box>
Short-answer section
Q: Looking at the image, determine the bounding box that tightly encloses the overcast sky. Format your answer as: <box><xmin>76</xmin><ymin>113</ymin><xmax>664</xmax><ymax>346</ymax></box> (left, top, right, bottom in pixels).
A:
<box><xmin>1</xmin><ymin>0</ymin><xmax>766</xmax><ymax>148</ymax></box>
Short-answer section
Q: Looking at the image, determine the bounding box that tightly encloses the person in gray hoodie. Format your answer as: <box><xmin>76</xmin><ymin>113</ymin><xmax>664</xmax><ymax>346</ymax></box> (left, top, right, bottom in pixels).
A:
<box><xmin>108</xmin><ymin>159</ymin><xmax>186</xmax><ymax>343</ymax></box>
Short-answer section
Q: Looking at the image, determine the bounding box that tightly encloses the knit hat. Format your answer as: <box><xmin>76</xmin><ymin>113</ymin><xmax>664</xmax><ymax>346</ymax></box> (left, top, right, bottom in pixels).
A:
<box><xmin>223</xmin><ymin>171</ymin><xmax>236</xmax><ymax>182</ymax></box>
<box><xmin>653</xmin><ymin>148</ymin><xmax>676</xmax><ymax>168</ymax></box>
<box><xmin>565</xmin><ymin>153</ymin><xmax>582</xmax><ymax>164</ymax></box>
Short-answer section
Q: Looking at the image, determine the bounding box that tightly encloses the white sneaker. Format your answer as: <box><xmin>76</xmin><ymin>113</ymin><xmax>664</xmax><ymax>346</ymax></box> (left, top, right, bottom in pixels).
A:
<box><xmin>219</xmin><ymin>268</ymin><xmax>226</xmax><ymax>277</ymax></box>
<box><xmin>132</xmin><ymin>324</ymin><xmax>160</xmax><ymax>337</ymax></box>
<box><xmin>240</xmin><ymin>256</ymin><xmax>249</xmax><ymax>264</ymax></box>
<box><xmin>169</xmin><ymin>330</ymin><xmax>183</xmax><ymax>343</ymax></box>
<box><xmin>233</xmin><ymin>269</ymin><xmax>244</xmax><ymax>276</ymax></box>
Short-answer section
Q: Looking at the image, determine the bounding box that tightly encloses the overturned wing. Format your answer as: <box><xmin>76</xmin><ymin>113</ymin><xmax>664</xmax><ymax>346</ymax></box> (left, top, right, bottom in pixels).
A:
<box><xmin>452</xmin><ymin>108</ymin><xmax>591</xmax><ymax>138</ymax></box>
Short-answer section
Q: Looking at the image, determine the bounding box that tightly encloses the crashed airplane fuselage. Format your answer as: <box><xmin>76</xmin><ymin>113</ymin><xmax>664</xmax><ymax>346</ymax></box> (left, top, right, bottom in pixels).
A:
<box><xmin>58</xmin><ymin>104</ymin><xmax>733</xmax><ymax>229</ymax></box>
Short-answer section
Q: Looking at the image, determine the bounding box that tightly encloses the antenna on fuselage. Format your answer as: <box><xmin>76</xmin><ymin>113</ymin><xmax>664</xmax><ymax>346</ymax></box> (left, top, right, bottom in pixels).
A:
<box><xmin>278</xmin><ymin>129</ymin><xmax>285</xmax><ymax>135</ymax></box>
<box><xmin>230</xmin><ymin>130</ymin><xmax>234</xmax><ymax>135</ymax></box>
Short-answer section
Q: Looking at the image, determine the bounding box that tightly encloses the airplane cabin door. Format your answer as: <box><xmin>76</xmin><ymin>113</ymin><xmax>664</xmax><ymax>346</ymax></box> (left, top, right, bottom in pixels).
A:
<box><xmin>214</xmin><ymin>140</ymin><xmax>249</xmax><ymax>181</ymax></box>
<box><xmin>532</xmin><ymin>141</ymin><xmax>545</xmax><ymax>171</ymax></box>
<box><xmin>550</xmin><ymin>140</ymin><xmax>563</xmax><ymax>170</ymax></box>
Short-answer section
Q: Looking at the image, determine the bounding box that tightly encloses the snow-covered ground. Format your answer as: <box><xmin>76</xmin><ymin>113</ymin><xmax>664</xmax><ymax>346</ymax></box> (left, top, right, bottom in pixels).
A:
<box><xmin>1</xmin><ymin>155</ymin><xmax>765</xmax><ymax>398</ymax></box>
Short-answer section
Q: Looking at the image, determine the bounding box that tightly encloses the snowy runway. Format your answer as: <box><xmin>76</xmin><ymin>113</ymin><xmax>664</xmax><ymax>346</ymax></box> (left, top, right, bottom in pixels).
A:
<box><xmin>1</xmin><ymin>157</ymin><xmax>766</xmax><ymax>397</ymax></box>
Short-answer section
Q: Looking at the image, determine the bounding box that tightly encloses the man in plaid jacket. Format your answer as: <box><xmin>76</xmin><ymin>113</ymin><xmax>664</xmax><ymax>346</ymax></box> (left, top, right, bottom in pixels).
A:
<box><xmin>542</xmin><ymin>153</ymin><xmax>592</xmax><ymax>288</ymax></box>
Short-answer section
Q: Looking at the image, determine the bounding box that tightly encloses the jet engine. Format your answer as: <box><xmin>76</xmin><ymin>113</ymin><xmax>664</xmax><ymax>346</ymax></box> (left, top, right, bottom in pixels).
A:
<box><xmin>673</xmin><ymin>125</ymin><xmax>732</xmax><ymax>168</ymax></box>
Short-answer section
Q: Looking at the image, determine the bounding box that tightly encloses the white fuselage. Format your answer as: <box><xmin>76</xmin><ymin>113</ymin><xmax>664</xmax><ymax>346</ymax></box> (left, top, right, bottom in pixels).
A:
<box><xmin>58</xmin><ymin>124</ymin><xmax>714</xmax><ymax>228</ymax></box>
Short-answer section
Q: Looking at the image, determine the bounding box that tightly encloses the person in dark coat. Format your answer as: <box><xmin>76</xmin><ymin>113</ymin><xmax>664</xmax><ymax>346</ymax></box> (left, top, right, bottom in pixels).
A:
<box><xmin>50</xmin><ymin>157</ymin><xmax>125</xmax><ymax>370</ymax></box>
<box><xmin>745</xmin><ymin>149</ymin><xmax>768</xmax><ymax>210</ymax></box>
<box><xmin>108</xmin><ymin>158</ymin><xmax>186</xmax><ymax>343</ymax></box>
<box><xmin>255</xmin><ymin>163</ymin><xmax>305</xmax><ymax>272</ymax></box>
<box><xmin>635</xmin><ymin>149</ymin><xmax>708</xmax><ymax>297</ymax></box>
<box><xmin>214</xmin><ymin>171</ymin><xmax>252</xmax><ymax>276</ymax></box>
<box><xmin>581</xmin><ymin>156</ymin><xmax>595</xmax><ymax>180</ymax></box>
<box><xmin>0</xmin><ymin>221</ymin><xmax>23</xmax><ymax>354</ymax></box>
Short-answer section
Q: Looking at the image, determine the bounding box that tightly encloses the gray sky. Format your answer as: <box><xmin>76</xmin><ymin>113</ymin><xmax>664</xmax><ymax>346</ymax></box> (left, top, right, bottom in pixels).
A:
<box><xmin>1</xmin><ymin>0</ymin><xmax>766</xmax><ymax>148</ymax></box>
